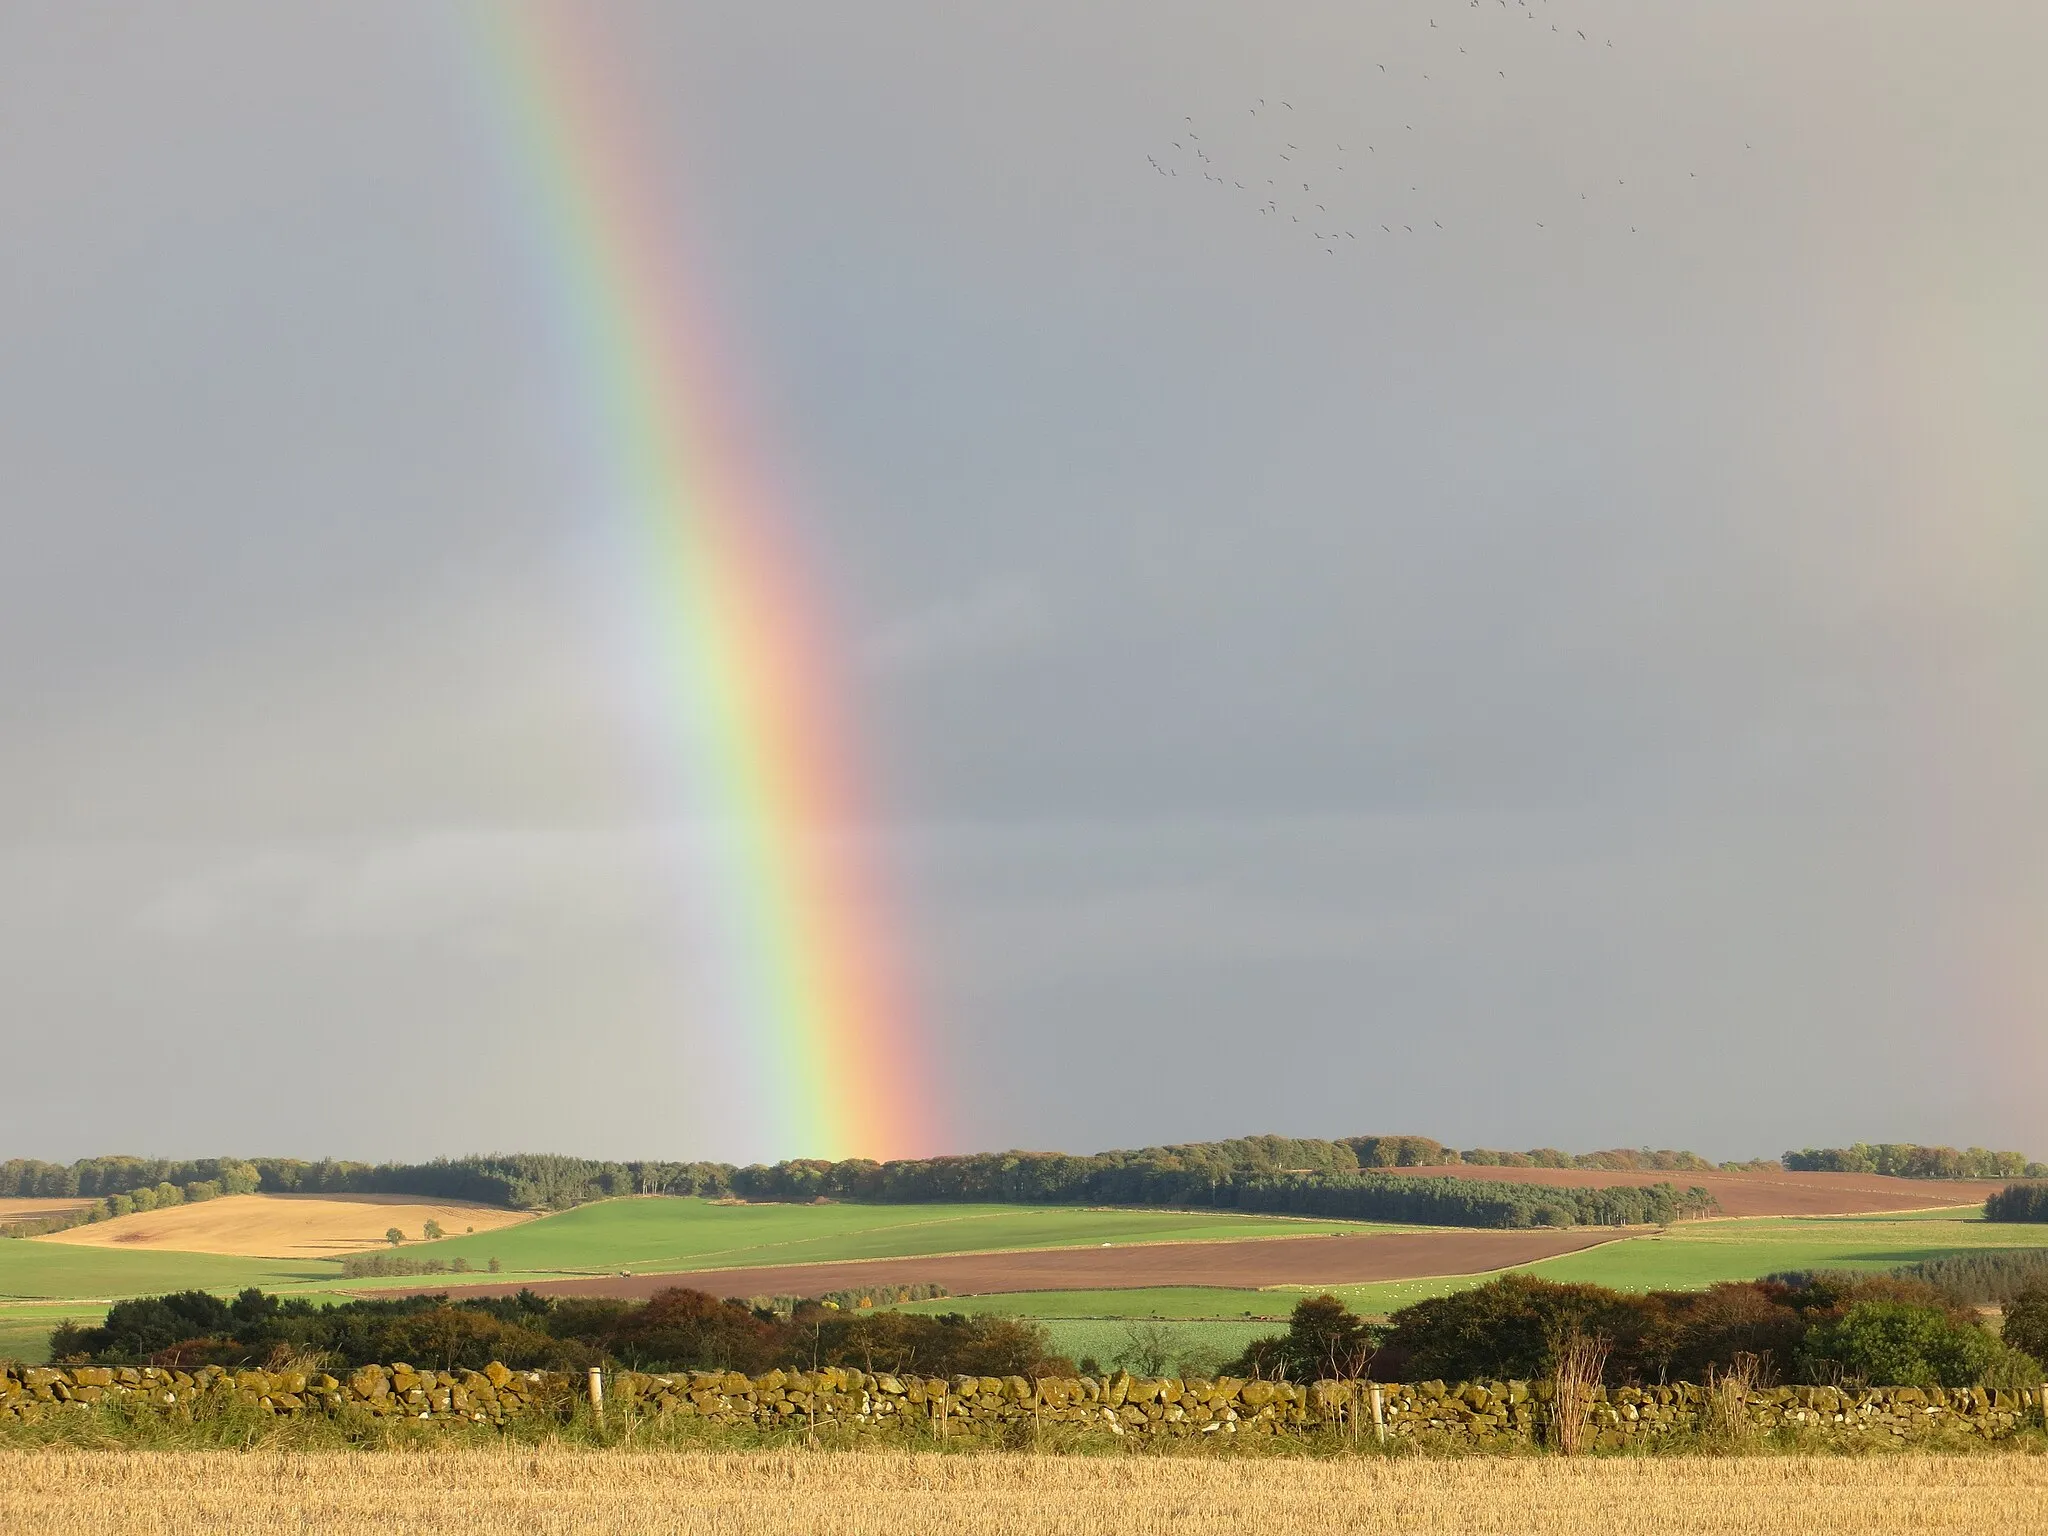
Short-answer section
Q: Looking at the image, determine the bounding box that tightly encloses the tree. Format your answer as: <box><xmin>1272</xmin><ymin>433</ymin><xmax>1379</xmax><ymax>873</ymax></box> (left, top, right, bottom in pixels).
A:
<box><xmin>1986</xmin><ymin>1184</ymin><xmax>2048</xmax><ymax>1223</ymax></box>
<box><xmin>385</xmin><ymin>1228</ymin><xmax>404</xmax><ymax>1246</ymax></box>
<box><xmin>2000</xmin><ymin>1285</ymin><xmax>2048</xmax><ymax>1364</ymax></box>
<box><xmin>1113</xmin><ymin>1322</ymin><xmax>1179</xmax><ymax>1377</ymax></box>
<box><xmin>423</xmin><ymin>1220</ymin><xmax>444</xmax><ymax>1241</ymax></box>
<box><xmin>1379</xmin><ymin>1275</ymin><xmax>1653</xmax><ymax>1384</ymax></box>
<box><xmin>1229</xmin><ymin>1294</ymin><xmax>1377</xmax><ymax>1380</ymax></box>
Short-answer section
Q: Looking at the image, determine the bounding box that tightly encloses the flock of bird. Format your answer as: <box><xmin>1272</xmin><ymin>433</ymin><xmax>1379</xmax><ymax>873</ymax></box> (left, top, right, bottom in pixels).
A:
<box><xmin>1147</xmin><ymin>0</ymin><xmax>1751</xmax><ymax>255</ymax></box>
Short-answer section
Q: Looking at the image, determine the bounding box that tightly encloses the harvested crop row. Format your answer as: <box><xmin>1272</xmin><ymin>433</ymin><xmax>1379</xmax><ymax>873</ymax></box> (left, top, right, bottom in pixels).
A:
<box><xmin>3</xmin><ymin>1450</ymin><xmax>2045</xmax><ymax>1535</ymax></box>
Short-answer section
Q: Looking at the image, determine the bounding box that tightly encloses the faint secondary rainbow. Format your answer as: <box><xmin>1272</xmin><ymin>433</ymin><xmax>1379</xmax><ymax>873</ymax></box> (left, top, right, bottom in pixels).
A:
<box><xmin>462</xmin><ymin>3</ymin><xmax>930</xmax><ymax>1160</ymax></box>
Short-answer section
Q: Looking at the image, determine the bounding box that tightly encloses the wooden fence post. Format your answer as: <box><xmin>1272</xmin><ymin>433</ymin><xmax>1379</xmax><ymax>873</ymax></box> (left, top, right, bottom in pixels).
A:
<box><xmin>1370</xmin><ymin>1383</ymin><xmax>1386</xmax><ymax>1444</ymax></box>
<box><xmin>587</xmin><ymin>1367</ymin><xmax>604</xmax><ymax>1418</ymax></box>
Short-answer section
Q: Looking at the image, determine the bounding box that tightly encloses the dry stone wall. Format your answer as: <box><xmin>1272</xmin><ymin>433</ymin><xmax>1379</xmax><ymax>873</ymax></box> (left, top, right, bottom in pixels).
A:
<box><xmin>4</xmin><ymin>1362</ymin><xmax>2044</xmax><ymax>1445</ymax></box>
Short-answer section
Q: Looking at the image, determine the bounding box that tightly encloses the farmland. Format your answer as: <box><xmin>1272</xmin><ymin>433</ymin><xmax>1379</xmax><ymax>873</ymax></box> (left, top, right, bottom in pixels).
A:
<box><xmin>0</xmin><ymin>1200</ymin><xmax>90</xmax><ymax>1225</ymax></box>
<box><xmin>0</xmin><ymin>1242</ymin><xmax>331</xmax><ymax>1304</ymax></box>
<box><xmin>890</xmin><ymin>1210</ymin><xmax>2048</xmax><ymax>1350</ymax></box>
<box><xmin>419</xmin><ymin>1227</ymin><xmax>1619</xmax><ymax>1305</ymax></box>
<box><xmin>0</xmin><ymin>1449</ymin><xmax>2040</xmax><ymax>1535</ymax></box>
<box><xmin>337</xmin><ymin>1199</ymin><xmax>1418</xmax><ymax>1284</ymax></box>
<box><xmin>6</xmin><ymin>1190</ymin><xmax>2042</xmax><ymax>1369</ymax></box>
<box><xmin>0</xmin><ymin>1197</ymin><xmax>1415</xmax><ymax>1309</ymax></box>
<box><xmin>38</xmin><ymin>1195</ymin><xmax>532</xmax><ymax>1258</ymax></box>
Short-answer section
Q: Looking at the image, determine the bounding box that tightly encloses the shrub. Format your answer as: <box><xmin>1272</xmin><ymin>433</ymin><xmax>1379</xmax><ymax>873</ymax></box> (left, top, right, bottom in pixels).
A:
<box><xmin>57</xmin><ymin>1291</ymin><xmax>236</xmax><ymax>1363</ymax></box>
<box><xmin>1999</xmin><ymin>1285</ymin><xmax>2048</xmax><ymax>1364</ymax></box>
<box><xmin>1799</xmin><ymin>1301</ymin><xmax>2002</xmax><ymax>1387</ymax></box>
<box><xmin>1978</xmin><ymin>1340</ymin><xmax>2045</xmax><ymax>1391</ymax></box>
<box><xmin>1378</xmin><ymin>1276</ymin><xmax>1654</xmax><ymax>1384</ymax></box>
<box><xmin>1649</xmin><ymin>1282</ymin><xmax>1808</xmax><ymax>1383</ymax></box>
<box><xmin>1229</xmin><ymin>1295</ymin><xmax>1377</xmax><ymax>1380</ymax></box>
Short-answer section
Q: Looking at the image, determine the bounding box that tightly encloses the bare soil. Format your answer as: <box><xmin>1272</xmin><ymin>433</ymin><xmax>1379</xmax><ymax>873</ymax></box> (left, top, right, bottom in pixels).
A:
<box><xmin>413</xmin><ymin>1228</ymin><xmax>1619</xmax><ymax>1303</ymax></box>
<box><xmin>1381</xmin><ymin>1166</ymin><xmax>2006</xmax><ymax>1217</ymax></box>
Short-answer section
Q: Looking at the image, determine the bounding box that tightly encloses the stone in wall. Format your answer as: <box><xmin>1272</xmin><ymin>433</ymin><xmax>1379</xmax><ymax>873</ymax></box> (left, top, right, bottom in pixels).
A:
<box><xmin>3</xmin><ymin>1361</ymin><xmax>2042</xmax><ymax>1444</ymax></box>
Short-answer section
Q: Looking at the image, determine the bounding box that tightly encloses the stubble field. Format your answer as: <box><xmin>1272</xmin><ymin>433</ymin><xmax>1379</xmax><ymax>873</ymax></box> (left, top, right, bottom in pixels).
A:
<box><xmin>38</xmin><ymin>1195</ymin><xmax>532</xmax><ymax>1258</ymax></box>
<box><xmin>1</xmin><ymin>1448</ymin><xmax>2042</xmax><ymax>1535</ymax></box>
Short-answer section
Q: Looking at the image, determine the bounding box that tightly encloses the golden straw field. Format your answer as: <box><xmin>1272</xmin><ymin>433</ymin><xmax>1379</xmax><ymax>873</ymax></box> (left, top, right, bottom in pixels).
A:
<box><xmin>3</xmin><ymin>1449</ymin><xmax>2045</xmax><ymax>1535</ymax></box>
<box><xmin>35</xmin><ymin>1194</ymin><xmax>532</xmax><ymax>1258</ymax></box>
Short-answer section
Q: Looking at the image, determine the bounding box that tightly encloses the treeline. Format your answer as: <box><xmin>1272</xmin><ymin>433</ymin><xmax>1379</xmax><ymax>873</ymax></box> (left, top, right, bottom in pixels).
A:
<box><xmin>1777</xmin><ymin>1249</ymin><xmax>2048</xmax><ymax>1308</ymax></box>
<box><xmin>0</xmin><ymin>1153</ymin><xmax>666</xmax><ymax>1212</ymax></box>
<box><xmin>1782</xmin><ymin>1144</ymin><xmax>2047</xmax><ymax>1179</ymax></box>
<box><xmin>0</xmin><ymin>1159</ymin><xmax>267</xmax><ymax>1238</ymax></box>
<box><xmin>9</xmin><ymin>1138</ymin><xmax>2030</xmax><ymax>1229</ymax></box>
<box><xmin>50</xmin><ymin>1287</ymin><xmax>1067</xmax><ymax>1380</ymax></box>
<box><xmin>1986</xmin><ymin>1184</ymin><xmax>2048</xmax><ymax>1223</ymax></box>
<box><xmin>1230</xmin><ymin>1272</ymin><xmax>2046</xmax><ymax>1391</ymax></box>
<box><xmin>4</xmin><ymin>1140</ymin><xmax>1718</xmax><ymax>1207</ymax></box>
<box><xmin>0</xmin><ymin>1139</ymin><xmax>1731</xmax><ymax>1228</ymax></box>
<box><xmin>1179</xmin><ymin>1172</ymin><xmax>1716</xmax><ymax>1229</ymax></box>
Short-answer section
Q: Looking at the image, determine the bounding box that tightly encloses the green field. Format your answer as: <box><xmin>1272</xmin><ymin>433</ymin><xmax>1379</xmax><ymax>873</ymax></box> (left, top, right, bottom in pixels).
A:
<box><xmin>1517</xmin><ymin>1214</ymin><xmax>2048</xmax><ymax>1292</ymax></box>
<box><xmin>0</xmin><ymin>1244</ymin><xmax>333</xmax><ymax>1304</ymax></box>
<box><xmin>342</xmin><ymin>1199</ymin><xmax>1416</xmax><ymax>1284</ymax></box>
<box><xmin>1037</xmin><ymin>1318</ymin><xmax>1279</xmax><ymax>1373</ymax></box>
<box><xmin>0</xmin><ymin>1304</ymin><xmax>90</xmax><ymax>1365</ymax></box>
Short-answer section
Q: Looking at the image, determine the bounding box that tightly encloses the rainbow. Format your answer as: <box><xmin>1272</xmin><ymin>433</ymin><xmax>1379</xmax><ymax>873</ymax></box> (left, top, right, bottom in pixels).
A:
<box><xmin>461</xmin><ymin>3</ymin><xmax>930</xmax><ymax>1161</ymax></box>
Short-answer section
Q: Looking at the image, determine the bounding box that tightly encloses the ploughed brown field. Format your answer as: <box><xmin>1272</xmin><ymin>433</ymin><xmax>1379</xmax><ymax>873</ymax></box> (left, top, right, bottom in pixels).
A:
<box><xmin>408</xmin><ymin>1228</ymin><xmax>1619</xmax><ymax>1303</ymax></box>
<box><xmin>1381</xmin><ymin>1166</ymin><xmax>2007</xmax><ymax>1217</ymax></box>
<box><xmin>3</xmin><ymin>1450</ymin><xmax>2042</xmax><ymax>1536</ymax></box>
<box><xmin>0</xmin><ymin>1200</ymin><xmax>91</xmax><ymax>1225</ymax></box>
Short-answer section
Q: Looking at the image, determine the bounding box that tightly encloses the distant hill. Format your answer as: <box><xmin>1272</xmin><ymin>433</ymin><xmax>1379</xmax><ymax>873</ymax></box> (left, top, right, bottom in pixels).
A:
<box><xmin>3</xmin><ymin>1135</ymin><xmax>2033</xmax><ymax>1236</ymax></box>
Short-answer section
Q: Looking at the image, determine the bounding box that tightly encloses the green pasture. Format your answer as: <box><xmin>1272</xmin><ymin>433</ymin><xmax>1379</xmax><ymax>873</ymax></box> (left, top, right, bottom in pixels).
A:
<box><xmin>1516</xmin><ymin>1214</ymin><xmax>2048</xmax><ymax>1293</ymax></box>
<box><xmin>0</xmin><ymin>1304</ymin><xmax>94</xmax><ymax>1365</ymax></box>
<box><xmin>1038</xmin><ymin>1318</ymin><xmax>1279</xmax><ymax>1373</ymax></box>
<box><xmin>0</xmin><ymin>1243</ymin><xmax>332</xmax><ymax>1304</ymax></box>
<box><xmin>342</xmin><ymin>1199</ymin><xmax>1415</xmax><ymax>1284</ymax></box>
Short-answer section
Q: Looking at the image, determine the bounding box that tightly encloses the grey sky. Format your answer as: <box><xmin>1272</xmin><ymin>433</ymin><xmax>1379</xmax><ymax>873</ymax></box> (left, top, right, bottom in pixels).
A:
<box><xmin>3</xmin><ymin>1</ymin><xmax>2043</xmax><ymax>1163</ymax></box>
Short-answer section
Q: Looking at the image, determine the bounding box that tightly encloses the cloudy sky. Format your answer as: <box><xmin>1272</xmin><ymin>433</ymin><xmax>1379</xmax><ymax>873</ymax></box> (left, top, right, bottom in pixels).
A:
<box><xmin>3</xmin><ymin>1</ymin><xmax>2043</xmax><ymax>1165</ymax></box>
